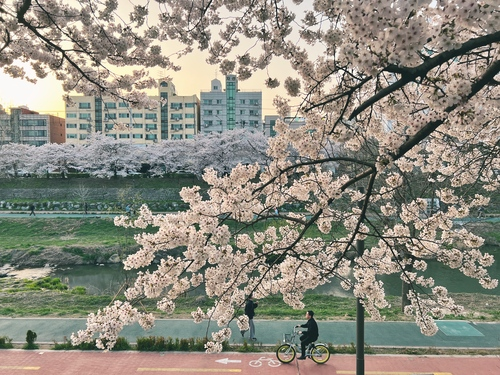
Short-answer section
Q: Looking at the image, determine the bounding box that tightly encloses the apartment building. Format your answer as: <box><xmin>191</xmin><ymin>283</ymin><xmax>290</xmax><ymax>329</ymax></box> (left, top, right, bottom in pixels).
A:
<box><xmin>200</xmin><ymin>75</ymin><xmax>262</xmax><ymax>134</ymax></box>
<box><xmin>65</xmin><ymin>78</ymin><xmax>200</xmax><ymax>144</ymax></box>
<box><xmin>263</xmin><ymin>115</ymin><xmax>307</xmax><ymax>137</ymax></box>
<box><xmin>0</xmin><ymin>106</ymin><xmax>65</xmax><ymax>146</ymax></box>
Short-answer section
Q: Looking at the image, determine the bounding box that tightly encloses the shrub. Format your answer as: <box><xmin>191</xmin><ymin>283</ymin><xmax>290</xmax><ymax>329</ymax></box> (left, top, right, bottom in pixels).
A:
<box><xmin>235</xmin><ymin>340</ymin><xmax>261</xmax><ymax>352</ymax></box>
<box><xmin>70</xmin><ymin>286</ymin><xmax>87</xmax><ymax>295</ymax></box>
<box><xmin>113</xmin><ymin>337</ymin><xmax>132</xmax><ymax>351</ymax></box>
<box><xmin>25</xmin><ymin>277</ymin><xmax>68</xmax><ymax>291</ymax></box>
<box><xmin>54</xmin><ymin>336</ymin><xmax>133</xmax><ymax>351</ymax></box>
<box><xmin>136</xmin><ymin>336</ymin><xmax>169</xmax><ymax>351</ymax></box>
<box><xmin>53</xmin><ymin>337</ymin><xmax>102</xmax><ymax>351</ymax></box>
<box><xmin>24</xmin><ymin>330</ymin><xmax>38</xmax><ymax>350</ymax></box>
<box><xmin>136</xmin><ymin>336</ymin><xmax>226</xmax><ymax>352</ymax></box>
<box><xmin>0</xmin><ymin>336</ymin><xmax>14</xmax><ymax>349</ymax></box>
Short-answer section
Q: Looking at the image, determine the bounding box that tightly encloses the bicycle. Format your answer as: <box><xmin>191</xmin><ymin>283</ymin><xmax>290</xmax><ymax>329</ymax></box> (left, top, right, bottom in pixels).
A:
<box><xmin>276</xmin><ymin>326</ymin><xmax>330</xmax><ymax>364</ymax></box>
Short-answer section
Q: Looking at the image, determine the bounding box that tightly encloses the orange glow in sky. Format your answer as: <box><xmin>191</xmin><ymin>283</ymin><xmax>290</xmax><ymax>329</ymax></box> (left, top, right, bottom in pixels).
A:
<box><xmin>0</xmin><ymin>51</ymin><xmax>292</xmax><ymax>117</ymax></box>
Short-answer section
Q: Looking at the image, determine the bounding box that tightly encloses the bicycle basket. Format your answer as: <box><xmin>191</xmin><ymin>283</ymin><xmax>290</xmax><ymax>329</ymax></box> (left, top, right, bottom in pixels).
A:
<box><xmin>284</xmin><ymin>333</ymin><xmax>291</xmax><ymax>342</ymax></box>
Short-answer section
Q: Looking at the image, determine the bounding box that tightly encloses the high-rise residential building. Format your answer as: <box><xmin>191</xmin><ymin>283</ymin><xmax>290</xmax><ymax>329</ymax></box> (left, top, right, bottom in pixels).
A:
<box><xmin>0</xmin><ymin>106</ymin><xmax>65</xmax><ymax>146</ymax></box>
<box><xmin>65</xmin><ymin>78</ymin><xmax>200</xmax><ymax>144</ymax></box>
<box><xmin>200</xmin><ymin>75</ymin><xmax>262</xmax><ymax>134</ymax></box>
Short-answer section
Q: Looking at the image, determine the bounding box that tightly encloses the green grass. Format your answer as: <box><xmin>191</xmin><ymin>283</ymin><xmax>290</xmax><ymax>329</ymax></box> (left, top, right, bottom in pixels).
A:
<box><xmin>0</xmin><ymin>277</ymin><xmax>408</xmax><ymax>321</ymax></box>
<box><xmin>1</xmin><ymin>276</ymin><xmax>500</xmax><ymax>323</ymax></box>
<box><xmin>0</xmin><ymin>218</ymin><xmax>150</xmax><ymax>251</ymax></box>
<box><xmin>0</xmin><ymin>175</ymin><xmax>205</xmax><ymax>190</ymax></box>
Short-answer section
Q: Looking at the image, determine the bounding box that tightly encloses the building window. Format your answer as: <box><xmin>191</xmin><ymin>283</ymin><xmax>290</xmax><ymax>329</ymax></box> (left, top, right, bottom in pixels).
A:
<box><xmin>66</xmin><ymin>113</ymin><xmax>77</xmax><ymax>118</ymax></box>
<box><xmin>203</xmin><ymin>110</ymin><xmax>213</xmax><ymax>115</ymax></box>
<box><xmin>119</xmin><ymin>102</ymin><xmax>129</xmax><ymax>108</ymax></box>
<box><xmin>185</xmin><ymin>103</ymin><xmax>195</xmax><ymax>108</ymax></box>
<box><xmin>66</xmin><ymin>124</ymin><xmax>77</xmax><ymax>129</ymax></box>
<box><xmin>203</xmin><ymin>99</ymin><xmax>213</xmax><ymax>105</ymax></box>
<box><xmin>79</xmin><ymin>134</ymin><xmax>88</xmax><ymax>140</ymax></box>
<box><xmin>171</xmin><ymin>134</ymin><xmax>182</xmax><ymax>140</ymax></box>
<box><xmin>133</xmin><ymin>124</ymin><xmax>143</xmax><ymax>129</ymax></box>
<box><xmin>22</xmin><ymin>130</ymin><xmax>47</xmax><ymax>137</ymax></box>
<box><xmin>79</xmin><ymin>123</ymin><xmax>89</xmax><ymax>130</ymax></box>
<box><xmin>170</xmin><ymin>114</ymin><xmax>183</xmax><ymax>121</ymax></box>
<box><xmin>249</xmin><ymin>110</ymin><xmax>259</xmax><ymax>116</ymax></box>
<box><xmin>250</xmin><ymin>99</ymin><xmax>259</xmax><ymax>105</ymax></box>
<box><xmin>170</xmin><ymin>103</ymin><xmax>183</xmax><ymax>110</ymax></box>
<box><xmin>66</xmin><ymin>134</ymin><xmax>77</xmax><ymax>139</ymax></box>
<box><xmin>239</xmin><ymin>99</ymin><xmax>246</xmax><ymax>104</ymax></box>
<box><xmin>171</xmin><ymin>124</ymin><xmax>183</xmax><ymax>131</ymax></box>
<box><xmin>105</xmin><ymin>102</ymin><xmax>117</xmax><ymax>109</ymax></box>
<box><xmin>213</xmin><ymin>85</ymin><xmax>219</xmax><ymax>90</ymax></box>
<box><xmin>133</xmin><ymin>134</ymin><xmax>143</xmax><ymax>139</ymax></box>
<box><xmin>21</xmin><ymin>119</ymin><xmax>46</xmax><ymax>126</ymax></box>
<box><xmin>145</xmin><ymin>134</ymin><xmax>157</xmax><ymax>140</ymax></box>
<box><xmin>216</xmin><ymin>99</ymin><xmax>223</xmax><ymax>104</ymax></box>
<box><xmin>204</xmin><ymin>120</ymin><xmax>213</xmax><ymax>127</ymax></box>
<box><xmin>104</xmin><ymin>113</ymin><xmax>117</xmax><ymax>120</ymax></box>
<box><xmin>145</xmin><ymin>113</ymin><xmax>157</xmax><ymax>120</ymax></box>
<box><xmin>185</xmin><ymin>134</ymin><xmax>194</xmax><ymax>139</ymax></box>
<box><xmin>132</xmin><ymin>113</ymin><xmax>143</xmax><ymax>118</ymax></box>
<box><xmin>119</xmin><ymin>134</ymin><xmax>130</xmax><ymax>139</ymax></box>
<box><xmin>146</xmin><ymin>124</ymin><xmax>157</xmax><ymax>131</ymax></box>
<box><xmin>240</xmin><ymin>110</ymin><xmax>246</xmax><ymax>115</ymax></box>
<box><xmin>106</xmin><ymin>134</ymin><xmax>117</xmax><ymax>139</ymax></box>
<box><xmin>79</xmin><ymin>103</ymin><xmax>91</xmax><ymax>109</ymax></box>
<box><xmin>119</xmin><ymin>113</ymin><xmax>130</xmax><ymax>118</ymax></box>
<box><xmin>185</xmin><ymin>113</ymin><xmax>195</xmax><ymax>119</ymax></box>
<box><xmin>185</xmin><ymin>124</ymin><xmax>195</xmax><ymax>129</ymax></box>
<box><xmin>79</xmin><ymin>113</ymin><xmax>91</xmax><ymax>120</ymax></box>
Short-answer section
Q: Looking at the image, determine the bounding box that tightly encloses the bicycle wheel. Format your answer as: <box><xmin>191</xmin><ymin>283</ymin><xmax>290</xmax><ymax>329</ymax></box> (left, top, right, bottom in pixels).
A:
<box><xmin>276</xmin><ymin>344</ymin><xmax>296</xmax><ymax>363</ymax></box>
<box><xmin>310</xmin><ymin>344</ymin><xmax>330</xmax><ymax>364</ymax></box>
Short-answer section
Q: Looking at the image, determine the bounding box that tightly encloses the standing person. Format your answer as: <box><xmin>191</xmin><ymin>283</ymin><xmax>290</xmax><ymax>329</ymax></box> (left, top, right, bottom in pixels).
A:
<box><xmin>29</xmin><ymin>204</ymin><xmax>36</xmax><ymax>216</ymax></box>
<box><xmin>84</xmin><ymin>202</ymin><xmax>88</xmax><ymax>215</ymax></box>
<box><xmin>241</xmin><ymin>293</ymin><xmax>258</xmax><ymax>340</ymax></box>
<box><xmin>296</xmin><ymin>310</ymin><xmax>319</xmax><ymax>360</ymax></box>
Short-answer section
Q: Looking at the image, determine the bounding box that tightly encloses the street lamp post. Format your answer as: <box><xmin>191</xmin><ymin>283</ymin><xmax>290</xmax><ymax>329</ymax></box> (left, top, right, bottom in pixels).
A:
<box><xmin>356</xmin><ymin>186</ymin><xmax>365</xmax><ymax>375</ymax></box>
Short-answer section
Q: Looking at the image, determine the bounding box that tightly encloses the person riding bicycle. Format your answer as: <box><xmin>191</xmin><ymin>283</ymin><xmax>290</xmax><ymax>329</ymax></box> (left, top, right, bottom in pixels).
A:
<box><xmin>295</xmin><ymin>310</ymin><xmax>319</xmax><ymax>360</ymax></box>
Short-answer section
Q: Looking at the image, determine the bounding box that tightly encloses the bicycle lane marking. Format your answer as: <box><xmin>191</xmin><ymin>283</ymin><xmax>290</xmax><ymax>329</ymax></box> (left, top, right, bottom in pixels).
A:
<box><xmin>248</xmin><ymin>356</ymin><xmax>281</xmax><ymax>368</ymax></box>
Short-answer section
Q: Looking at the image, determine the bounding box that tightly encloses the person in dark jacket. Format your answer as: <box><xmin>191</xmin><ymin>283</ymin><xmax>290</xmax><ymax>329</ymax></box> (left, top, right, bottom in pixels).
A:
<box><xmin>296</xmin><ymin>310</ymin><xmax>319</xmax><ymax>359</ymax></box>
<box><xmin>241</xmin><ymin>293</ymin><xmax>258</xmax><ymax>340</ymax></box>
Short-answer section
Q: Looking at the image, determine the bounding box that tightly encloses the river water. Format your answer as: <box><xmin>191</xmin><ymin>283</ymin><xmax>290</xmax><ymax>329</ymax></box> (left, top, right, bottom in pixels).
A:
<box><xmin>52</xmin><ymin>245</ymin><xmax>500</xmax><ymax>297</ymax></box>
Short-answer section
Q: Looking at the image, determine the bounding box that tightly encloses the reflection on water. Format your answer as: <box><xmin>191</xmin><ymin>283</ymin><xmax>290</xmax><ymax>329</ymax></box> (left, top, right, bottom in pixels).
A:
<box><xmin>53</xmin><ymin>264</ymin><xmax>139</xmax><ymax>295</ymax></box>
<box><xmin>52</xmin><ymin>245</ymin><xmax>499</xmax><ymax>296</ymax></box>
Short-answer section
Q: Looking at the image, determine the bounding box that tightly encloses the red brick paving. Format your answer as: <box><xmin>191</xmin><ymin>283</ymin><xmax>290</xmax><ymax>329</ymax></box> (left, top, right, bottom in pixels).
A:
<box><xmin>0</xmin><ymin>351</ymin><xmax>499</xmax><ymax>375</ymax></box>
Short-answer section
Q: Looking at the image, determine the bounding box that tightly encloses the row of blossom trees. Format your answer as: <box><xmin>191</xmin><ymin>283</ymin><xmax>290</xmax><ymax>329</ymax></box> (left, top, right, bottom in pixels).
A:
<box><xmin>0</xmin><ymin>129</ymin><xmax>268</xmax><ymax>178</ymax></box>
<box><xmin>2</xmin><ymin>0</ymin><xmax>498</xmax><ymax>354</ymax></box>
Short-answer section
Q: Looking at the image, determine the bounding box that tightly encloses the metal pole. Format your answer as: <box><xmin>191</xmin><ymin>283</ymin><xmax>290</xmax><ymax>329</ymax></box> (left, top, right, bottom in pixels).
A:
<box><xmin>356</xmin><ymin>238</ymin><xmax>365</xmax><ymax>375</ymax></box>
<box><xmin>356</xmin><ymin>186</ymin><xmax>365</xmax><ymax>375</ymax></box>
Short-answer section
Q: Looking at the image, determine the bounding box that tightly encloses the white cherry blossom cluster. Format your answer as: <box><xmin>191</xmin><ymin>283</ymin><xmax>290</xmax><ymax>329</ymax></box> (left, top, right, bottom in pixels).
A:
<box><xmin>71</xmin><ymin>300</ymin><xmax>153</xmax><ymax>351</ymax></box>
<box><xmin>44</xmin><ymin>0</ymin><xmax>500</xmax><ymax>353</ymax></box>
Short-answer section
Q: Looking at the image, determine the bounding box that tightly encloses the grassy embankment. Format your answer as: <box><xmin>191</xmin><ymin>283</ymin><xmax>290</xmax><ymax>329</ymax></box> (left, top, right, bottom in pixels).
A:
<box><xmin>1</xmin><ymin>275</ymin><xmax>500</xmax><ymax>321</ymax></box>
<box><xmin>1</xmin><ymin>176</ymin><xmax>499</xmax><ymax>322</ymax></box>
<box><xmin>1</xmin><ymin>218</ymin><xmax>499</xmax><ymax>321</ymax></box>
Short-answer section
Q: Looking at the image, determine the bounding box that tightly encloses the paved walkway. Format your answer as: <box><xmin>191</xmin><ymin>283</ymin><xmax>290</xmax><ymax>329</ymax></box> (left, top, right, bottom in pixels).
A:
<box><xmin>1</xmin><ymin>317</ymin><xmax>499</xmax><ymax>349</ymax></box>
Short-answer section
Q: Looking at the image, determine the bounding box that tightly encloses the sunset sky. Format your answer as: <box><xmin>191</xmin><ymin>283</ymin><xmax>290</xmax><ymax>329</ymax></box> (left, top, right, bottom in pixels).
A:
<box><xmin>0</xmin><ymin>50</ymin><xmax>293</xmax><ymax>118</ymax></box>
<box><xmin>0</xmin><ymin>2</ymin><xmax>313</xmax><ymax>118</ymax></box>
